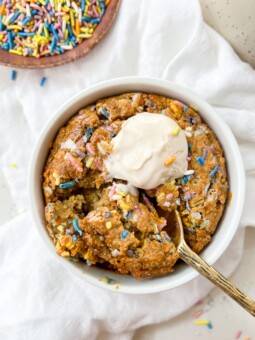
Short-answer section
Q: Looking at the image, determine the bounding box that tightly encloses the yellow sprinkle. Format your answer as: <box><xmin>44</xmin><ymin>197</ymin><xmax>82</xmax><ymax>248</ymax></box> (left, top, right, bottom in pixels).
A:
<box><xmin>9</xmin><ymin>49</ymin><xmax>23</xmax><ymax>55</ymax></box>
<box><xmin>157</xmin><ymin>193</ymin><xmax>165</xmax><ymax>201</ymax></box>
<box><xmin>77</xmin><ymin>33</ymin><xmax>92</xmax><ymax>38</ymax></box>
<box><xmin>105</xmin><ymin>0</ymin><xmax>111</xmax><ymax>5</ymax></box>
<box><xmin>106</xmin><ymin>221</ymin><xmax>112</xmax><ymax>229</ymax></box>
<box><xmin>64</xmin><ymin>28</ymin><xmax>68</xmax><ymax>40</ymax></box>
<box><xmin>164</xmin><ymin>155</ymin><xmax>176</xmax><ymax>167</ymax></box>
<box><xmin>7</xmin><ymin>25</ymin><xmax>22</xmax><ymax>30</ymax></box>
<box><xmin>70</xmin><ymin>9</ymin><xmax>75</xmax><ymax>27</ymax></box>
<box><xmin>116</xmin><ymin>190</ymin><xmax>127</xmax><ymax>197</ymax></box>
<box><xmin>85</xmin><ymin>156</ymin><xmax>94</xmax><ymax>168</ymax></box>
<box><xmin>118</xmin><ymin>199</ymin><xmax>130</xmax><ymax>211</ymax></box>
<box><xmin>172</xmin><ymin>126</ymin><xmax>180</xmax><ymax>136</ymax></box>
<box><xmin>10</xmin><ymin>163</ymin><xmax>17</xmax><ymax>169</ymax></box>
<box><xmin>53</xmin><ymin>172</ymin><xmax>60</xmax><ymax>185</ymax></box>
<box><xmin>43</xmin><ymin>25</ymin><xmax>49</xmax><ymax>38</ymax></box>
<box><xmin>194</xmin><ymin>320</ymin><xmax>209</xmax><ymax>325</ymax></box>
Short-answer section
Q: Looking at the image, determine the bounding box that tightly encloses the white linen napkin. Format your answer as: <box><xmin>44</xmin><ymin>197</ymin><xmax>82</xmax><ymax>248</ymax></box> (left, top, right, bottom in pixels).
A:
<box><xmin>0</xmin><ymin>0</ymin><xmax>255</xmax><ymax>338</ymax></box>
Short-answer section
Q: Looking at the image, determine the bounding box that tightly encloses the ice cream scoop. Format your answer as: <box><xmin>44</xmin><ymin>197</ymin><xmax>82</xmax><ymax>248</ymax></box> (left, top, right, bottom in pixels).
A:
<box><xmin>104</xmin><ymin>112</ymin><xmax>188</xmax><ymax>190</ymax></box>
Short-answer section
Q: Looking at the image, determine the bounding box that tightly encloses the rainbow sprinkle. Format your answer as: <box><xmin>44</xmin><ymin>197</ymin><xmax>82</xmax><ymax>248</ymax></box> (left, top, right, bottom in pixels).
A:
<box><xmin>11</xmin><ymin>69</ymin><xmax>16</xmax><ymax>80</ymax></box>
<box><xmin>59</xmin><ymin>180</ymin><xmax>75</xmax><ymax>188</ymax></box>
<box><xmin>72</xmin><ymin>218</ymin><xmax>82</xmax><ymax>236</ymax></box>
<box><xmin>0</xmin><ymin>0</ymin><xmax>109</xmax><ymax>58</ymax></box>
<box><xmin>40</xmin><ymin>76</ymin><xmax>47</xmax><ymax>87</ymax></box>
<box><xmin>209</xmin><ymin>165</ymin><xmax>219</xmax><ymax>178</ymax></box>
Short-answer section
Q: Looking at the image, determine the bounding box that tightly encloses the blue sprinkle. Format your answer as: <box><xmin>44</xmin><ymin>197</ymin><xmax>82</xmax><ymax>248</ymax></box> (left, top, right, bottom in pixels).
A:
<box><xmin>209</xmin><ymin>165</ymin><xmax>220</xmax><ymax>178</ymax></box>
<box><xmin>17</xmin><ymin>32</ymin><xmax>36</xmax><ymax>37</ymax></box>
<box><xmin>40</xmin><ymin>77</ymin><xmax>47</xmax><ymax>87</ymax></box>
<box><xmin>181</xmin><ymin>174</ymin><xmax>193</xmax><ymax>185</ymax></box>
<box><xmin>22</xmin><ymin>16</ymin><xmax>31</xmax><ymax>26</ymax></box>
<box><xmin>72</xmin><ymin>234</ymin><xmax>77</xmax><ymax>243</ymax></box>
<box><xmin>73</xmin><ymin>218</ymin><xmax>82</xmax><ymax>236</ymax></box>
<box><xmin>207</xmin><ymin>322</ymin><xmax>213</xmax><ymax>329</ymax></box>
<box><xmin>121</xmin><ymin>230</ymin><xmax>129</xmax><ymax>239</ymax></box>
<box><xmin>59</xmin><ymin>181</ymin><xmax>75</xmax><ymax>189</ymax></box>
<box><xmin>196</xmin><ymin>156</ymin><xmax>205</xmax><ymax>166</ymax></box>
<box><xmin>126</xmin><ymin>210</ymin><xmax>133</xmax><ymax>220</ymax></box>
<box><xmin>105</xmin><ymin>211</ymin><xmax>111</xmax><ymax>219</ymax></box>
<box><xmin>0</xmin><ymin>15</ymin><xmax>3</xmax><ymax>31</ymax></box>
<box><xmin>11</xmin><ymin>70</ymin><xmax>16</xmax><ymax>81</ymax></box>
<box><xmin>164</xmin><ymin>234</ymin><xmax>172</xmax><ymax>243</ymax></box>
<box><xmin>183</xmin><ymin>106</ymin><xmax>188</xmax><ymax>113</ymax></box>
<box><xmin>84</xmin><ymin>127</ymin><xmax>94</xmax><ymax>142</ymax></box>
<box><xmin>100</xmin><ymin>108</ymin><xmax>110</xmax><ymax>119</ymax></box>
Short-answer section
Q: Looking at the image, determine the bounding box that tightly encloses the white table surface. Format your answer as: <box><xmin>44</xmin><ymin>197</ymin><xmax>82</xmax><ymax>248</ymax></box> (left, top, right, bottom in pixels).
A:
<box><xmin>0</xmin><ymin>167</ymin><xmax>254</xmax><ymax>339</ymax></box>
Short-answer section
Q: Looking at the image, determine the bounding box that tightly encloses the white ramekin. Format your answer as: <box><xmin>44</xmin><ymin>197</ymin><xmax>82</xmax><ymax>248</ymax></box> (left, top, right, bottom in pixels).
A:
<box><xmin>29</xmin><ymin>77</ymin><xmax>245</xmax><ymax>294</ymax></box>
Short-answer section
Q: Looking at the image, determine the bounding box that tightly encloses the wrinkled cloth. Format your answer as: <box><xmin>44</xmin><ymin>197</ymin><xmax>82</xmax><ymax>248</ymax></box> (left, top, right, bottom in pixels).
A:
<box><xmin>0</xmin><ymin>0</ymin><xmax>255</xmax><ymax>339</ymax></box>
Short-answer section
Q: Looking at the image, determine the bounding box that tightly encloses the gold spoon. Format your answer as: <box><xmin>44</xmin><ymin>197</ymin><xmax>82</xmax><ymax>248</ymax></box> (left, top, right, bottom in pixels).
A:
<box><xmin>169</xmin><ymin>210</ymin><xmax>255</xmax><ymax>317</ymax></box>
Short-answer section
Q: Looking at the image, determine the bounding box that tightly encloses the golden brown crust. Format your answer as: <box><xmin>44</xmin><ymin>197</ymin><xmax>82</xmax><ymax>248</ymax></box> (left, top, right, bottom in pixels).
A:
<box><xmin>42</xmin><ymin>93</ymin><xmax>228</xmax><ymax>279</ymax></box>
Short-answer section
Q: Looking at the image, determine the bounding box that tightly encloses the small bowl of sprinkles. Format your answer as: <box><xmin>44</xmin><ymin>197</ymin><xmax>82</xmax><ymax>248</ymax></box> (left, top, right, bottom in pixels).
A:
<box><xmin>0</xmin><ymin>0</ymin><xmax>120</xmax><ymax>69</ymax></box>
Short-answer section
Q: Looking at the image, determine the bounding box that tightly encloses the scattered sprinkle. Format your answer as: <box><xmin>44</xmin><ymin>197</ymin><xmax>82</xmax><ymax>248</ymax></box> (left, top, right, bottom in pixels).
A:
<box><xmin>195</xmin><ymin>320</ymin><xmax>210</xmax><ymax>326</ymax></box>
<box><xmin>184</xmin><ymin>131</ymin><xmax>192</xmax><ymax>138</ymax></box>
<box><xmin>186</xmin><ymin>116</ymin><xmax>197</xmax><ymax>124</ymax></box>
<box><xmin>111</xmin><ymin>249</ymin><xmax>120</xmax><ymax>257</ymax></box>
<box><xmin>72</xmin><ymin>218</ymin><xmax>82</xmax><ymax>236</ymax></box>
<box><xmin>61</xmin><ymin>138</ymin><xmax>76</xmax><ymax>150</ymax></box>
<box><xmin>184</xmin><ymin>169</ymin><xmax>194</xmax><ymax>176</ymax></box>
<box><xmin>106</xmin><ymin>221</ymin><xmax>112</xmax><ymax>229</ymax></box>
<box><xmin>121</xmin><ymin>230</ymin><xmax>129</xmax><ymax>239</ymax></box>
<box><xmin>127</xmin><ymin>249</ymin><xmax>134</xmax><ymax>257</ymax></box>
<box><xmin>164</xmin><ymin>155</ymin><xmax>176</xmax><ymax>167</ymax></box>
<box><xmin>181</xmin><ymin>174</ymin><xmax>193</xmax><ymax>184</ymax></box>
<box><xmin>72</xmin><ymin>234</ymin><xmax>77</xmax><ymax>242</ymax></box>
<box><xmin>65</xmin><ymin>152</ymin><xmax>83</xmax><ymax>172</ymax></box>
<box><xmin>207</xmin><ymin>322</ymin><xmax>213</xmax><ymax>329</ymax></box>
<box><xmin>85</xmin><ymin>156</ymin><xmax>94</xmax><ymax>168</ymax></box>
<box><xmin>84</xmin><ymin>127</ymin><xmax>94</xmax><ymax>142</ymax></box>
<box><xmin>183</xmin><ymin>106</ymin><xmax>188</xmax><ymax>113</ymax></box>
<box><xmin>164</xmin><ymin>234</ymin><xmax>172</xmax><ymax>242</ymax></box>
<box><xmin>196</xmin><ymin>156</ymin><xmax>205</xmax><ymax>166</ymax></box>
<box><xmin>11</xmin><ymin>70</ymin><xmax>16</xmax><ymax>81</ymax></box>
<box><xmin>209</xmin><ymin>165</ymin><xmax>219</xmax><ymax>178</ymax></box>
<box><xmin>59</xmin><ymin>181</ymin><xmax>75</xmax><ymax>189</ymax></box>
<box><xmin>100</xmin><ymin>107</ymin><xmax>110</xmax><ymax>119</ymax></box>
<box><xmin>166</xmin><ymin>193</ymin><xmax>173</xmax><ymax>200</ymax></box>
<box><xmin>40</xmin><ymin>77</ymin><xmax>47</xmax><ymax>87</ymax></box>
<box><xmin>10</xmin><ymin>163</ymin><xmax>17</xmax><ymax>168</ymax></box>
<box><xmin>195</xmin><ymin>299</ymin><xmax>204</xmax><ymax>306</ymax></box>
<box><xmin>193</xmin><ymin>310</ymin><xmax>204</xmax><ymax>318</ymax></box>
<box><xmin>126</xmin><ymin>210</ymin><xmax>133</xmax><ymax>220</ymax></box>
<box><xmin>105</xmin><ymin>211</ymin><xmax>111</xmax><ymax>219</ymax></box>
<box><xmin>172</xmin><ymin>126</ymin><xmax>180</xmax><ymax>136</ymax></box>
<box><xmin>100</xmin><ymin>276</ymin><xmax>116</xmax><ymax>285</ymax></box>
<box><xmin>235</xmin><ymin>331</ymin><xmax>242</xmax><ymax>339</ymax></box>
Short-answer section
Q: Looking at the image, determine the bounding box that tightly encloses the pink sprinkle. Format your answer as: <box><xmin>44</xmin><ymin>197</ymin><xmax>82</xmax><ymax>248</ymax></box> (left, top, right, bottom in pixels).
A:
<box><xmin>76</xmin><ymin>136</ymin><xmax>85</xmax><ymax>147</ymax></box>
<box><xmin>235</xmin><ymin>331</ymin><xmax>242</xmax><ymax>339</ymax></box>
<box><xmin>134</xmin><ymin>205</ymin><xmax>142</xmax><ymax>216</ymax></box>
<box><xmin>66</xmin><ymin>152</ymin><xmax>83</xmax><ymax>173</ymax></box>
<box><xmin>142</xmin><ymin>194</ymin><xmax>156</xmax><ymax>212</ymax></box>
<box><xmin>86</xmin><ymin>143</ymin><xmax>96</xmax><ymax>155</ymax></box>
<box><xmin>74</xmin><ymin>150</ymin><xmax>86</xmax><ymax>159</ymax></box>
<box><xmin>158</xmin><ymin>218</ymin><xmax>167</xmax><ymax>231</ymax></box>
<box><xmin>109</xmin><ymin>185</ymin><xmax>116</xmax><ymax>200</ymax></box>
<box><xmin>104</xmin><ymin>125</ymin><xmax>114</xmax><ymax>132</ymax></box>
<box><xmin>94</xmin><ymin>159</ymin><xmax>103</xmax><ymax>171</ymax></box>
<box><xmin>195</xmin><ymin>299</ymin><xmax>204</xmax><ymax>306</ymax></box>
<box><xmin>193</xmin><ymin>310</ymin><xmax>203</xmax><ymax>319</ymax></box>
<box><xmin>186</xmin><ymin>156</ymin><xmax>191</xmax><ymax>161</ymax></box>
<box><xmin>166</xmin><ymin>193</ymin><xmax>173</xmax><ymax>201</ymax></box>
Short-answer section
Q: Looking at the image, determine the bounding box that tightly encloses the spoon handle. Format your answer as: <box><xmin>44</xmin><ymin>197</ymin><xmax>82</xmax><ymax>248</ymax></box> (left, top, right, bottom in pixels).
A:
<box><xmin>178</xmin><ymin>242</ymin><xmax>255</xmax><ymax>317</ymax></box>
